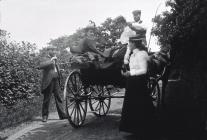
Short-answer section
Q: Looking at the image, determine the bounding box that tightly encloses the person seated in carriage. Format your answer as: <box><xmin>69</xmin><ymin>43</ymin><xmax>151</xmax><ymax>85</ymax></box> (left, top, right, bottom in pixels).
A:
<box><xmin>70</xmin><ymin>21</ymin><xmax>109</xmax><ymax>61</ymax></box>
<box><xmin>69</xmin><ymin>20</ymin><xmax>130</xmax><ymax>71</ymax></box>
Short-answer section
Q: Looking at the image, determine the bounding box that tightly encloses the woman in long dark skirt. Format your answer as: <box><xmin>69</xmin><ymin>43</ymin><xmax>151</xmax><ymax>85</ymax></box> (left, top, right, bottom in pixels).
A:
<box><xmin>120</xmin><ymin>36</ymin><xmax>157</xmax><ymax>139</ymax></box>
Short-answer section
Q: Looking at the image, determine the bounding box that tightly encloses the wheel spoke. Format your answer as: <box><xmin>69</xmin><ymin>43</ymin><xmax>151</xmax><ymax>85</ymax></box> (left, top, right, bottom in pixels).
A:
<box><xmin>95</xmin><ymin>102</ymin><xmax>101</xmax><ymax>111</ymax></box>
<box><xmin>70</xmin><ymin>104</ymin><xmax>76</xmax><ymax>117</ymax></box>
<box><xmin>76</xmin><ymin>105</ymin><xmax>80</xmax><ymax>125</ymax></box>
<box><xmin>77</xmin><ymin>104</ymin><xmax>83</xmax><ymax>123</ymax></box>
<box><xmin>77</xmin><ymin>88</ymin><xmax>84</xmax><ymax>95</ymax></box>
<box><xmin>103</xmin><ymin>101</ymin><xmax>109</xmax><ymax>110</ymax></box>
<box><xmin>71</xmin><ymin>106</ymin><xmax>75</xmax><ymax>121</ymax></box>
<box><xmin>69</xmin><ymin>79</ymin><xmax>76</xmax><ymax>93</ymax></box>
<box><xmin>101</xmin><ymin>102</ymin><xmax>106</xmax><ymax>114</ymax></box>
<box><xmin>73</xmin><ymin>107</ymin><xmax>77</xmax><ymax>124</ymax></box>
<box><xmin>67</xmin><ymin>96</ymin><xmax>75</xmax><ymax>99</ymax></box>
<box><xmin>79</xmin><ymin>102</ymin><xmax>86</xmax><ymax>114</ymax></box>
<box><xmin>67</xmin><ymin>100</ymin><xmax>75</xmax><ymax>108</ymax></box>
<box><xmin>92</xmin><ymin>88</ymin><xmax>99</xmax><ymax>95</ymax></box>
<box><xmin>99</xmin><ymin>102</ymin><xmax>102</xmax><ymax>115</ymax></box>
<box><xmin>91</xmin><ymin>100</ymin><xmax>99</xmax><ymax>105</ymax></box>
<box><xmin>67</xmin><ymin>82</ymin><xmax>75</xmax><ymax>95</ymax></box>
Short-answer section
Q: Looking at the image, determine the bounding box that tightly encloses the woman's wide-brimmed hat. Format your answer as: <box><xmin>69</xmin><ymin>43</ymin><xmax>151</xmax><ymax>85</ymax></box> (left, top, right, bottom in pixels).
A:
<box><xmin>129</xmin><ymin>35</ymin><xmax>145</xmax><ymax>42</ymax></box>
<box><xmin>129</xmin><ymin>35</ymin><xmax>147</xmax><ymax>51</ymax></box>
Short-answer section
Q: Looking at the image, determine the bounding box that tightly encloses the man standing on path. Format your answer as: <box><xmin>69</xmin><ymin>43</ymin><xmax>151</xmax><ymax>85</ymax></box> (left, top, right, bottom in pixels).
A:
<box><xmin>38</xmin><ymin>47</ymin><xmax>67</xmax><ymax>122</ymax></box>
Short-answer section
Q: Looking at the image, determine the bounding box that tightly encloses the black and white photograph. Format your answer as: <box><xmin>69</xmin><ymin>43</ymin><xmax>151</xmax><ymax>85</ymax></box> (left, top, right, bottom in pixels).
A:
<box><xmin>0</xmin><ymin>0</ymin><xmax>207</xmax><ymax>139</ymax></box>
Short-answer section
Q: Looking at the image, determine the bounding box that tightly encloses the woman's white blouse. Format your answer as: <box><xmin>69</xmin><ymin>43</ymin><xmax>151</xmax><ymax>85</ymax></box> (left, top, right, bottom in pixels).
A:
<box><xmin>129</xmin><ymin>49</ymin><xmax>148</xmax><ymax>76</ymax></box>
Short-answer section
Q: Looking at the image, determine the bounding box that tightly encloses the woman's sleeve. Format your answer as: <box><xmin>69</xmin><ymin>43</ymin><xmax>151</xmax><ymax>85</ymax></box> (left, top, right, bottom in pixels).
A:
<box><xmin>124</xmin><ymin>45</ymin><xmax>131</xmax><ymax>64</ymax></box>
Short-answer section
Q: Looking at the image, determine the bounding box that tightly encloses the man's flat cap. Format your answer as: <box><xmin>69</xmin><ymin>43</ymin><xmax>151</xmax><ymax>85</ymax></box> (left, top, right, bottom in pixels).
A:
<box><xmin>132</xmin><ymin>10</ymin><xmax>141</xmax><ymax>15</ymax></box>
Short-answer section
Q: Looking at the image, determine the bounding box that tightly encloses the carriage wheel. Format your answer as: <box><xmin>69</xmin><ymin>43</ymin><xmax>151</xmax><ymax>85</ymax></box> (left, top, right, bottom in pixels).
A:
<box><xmin>65</xmin><ymin>70</ymin><xmax>87</xmax><ymax>128</ymax></box>
<box><xmin>149</xmin><ymin>79</ymin><xmax>161</xmax><ymax>109</ymax></box>
<box><xmin>89</xmin><ymin>85</ymin><xmax>111</xmax><ymax>117</ymax></box>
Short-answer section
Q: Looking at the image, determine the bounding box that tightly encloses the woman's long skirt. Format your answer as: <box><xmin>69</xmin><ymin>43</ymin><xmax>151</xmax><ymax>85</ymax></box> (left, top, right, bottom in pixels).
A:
<box><xmin>119</xmin><ymin>75</ymin><xmax>156</xmax><ymax>136</ymax></box>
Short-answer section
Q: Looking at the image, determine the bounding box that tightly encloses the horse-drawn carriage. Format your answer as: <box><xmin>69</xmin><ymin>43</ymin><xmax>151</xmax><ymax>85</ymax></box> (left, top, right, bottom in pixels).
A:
<box><xmin>59</xmin><ymin>45</ymin><xmax>167</xmax><ymax>128</ymax></box>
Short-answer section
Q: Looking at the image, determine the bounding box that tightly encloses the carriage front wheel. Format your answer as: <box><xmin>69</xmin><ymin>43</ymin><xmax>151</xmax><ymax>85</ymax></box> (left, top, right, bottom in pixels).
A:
<box><xmin>65</xmin><ymin>70</ymin><xmax>87</xmax><ymax>128</ymax></box>
<box><xmin>89</xmin><ymin>85</ymin><xmax>111</xmax><ymax>117</ymax></box>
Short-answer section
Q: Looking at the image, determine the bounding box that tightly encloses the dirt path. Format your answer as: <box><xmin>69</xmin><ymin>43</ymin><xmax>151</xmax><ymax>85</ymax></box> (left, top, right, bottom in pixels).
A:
<box><xmin>4</xmin><ymin>92</ymin><xmax>135</xmax><ymax>140</ymax></box>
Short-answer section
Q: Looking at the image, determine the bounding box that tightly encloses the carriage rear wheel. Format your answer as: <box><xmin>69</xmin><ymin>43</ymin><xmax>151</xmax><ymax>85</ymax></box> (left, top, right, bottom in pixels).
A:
<box><xmin>89</xmin><ymin>85</ymin><xmax>111</xmax><ymax>117</ymax></box>
<box><xmin>65</xmin><ymin>70</ymin><xmax>87</xmax><ymax>128</ymax></box>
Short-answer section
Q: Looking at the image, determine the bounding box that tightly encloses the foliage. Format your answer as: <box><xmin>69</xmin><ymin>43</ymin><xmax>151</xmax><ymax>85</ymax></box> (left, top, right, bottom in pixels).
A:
<box><xmin>152</xmin><ymin>0</ymin><xmax>207</xmax><ymax>100</ymax></box>
<box><xmin>151</xmin><ymin>1</ymin><xmax>207</xmax><ymax>135</ymax></box>
<box><xmin>152</xmin><ymin>0</ymin><xmax>207</xmax><ymax>65</ymax></box>
<box><xmin>0</xmin><ymin>30</ymin><xmax>41</xmax><ymax>106</ymax></box>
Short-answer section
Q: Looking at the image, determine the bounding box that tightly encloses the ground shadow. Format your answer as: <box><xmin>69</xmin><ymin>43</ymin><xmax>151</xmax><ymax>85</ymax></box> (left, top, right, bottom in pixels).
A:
<box><xmin>0</xmin><ymin>137</ymin><xmax>8</xmax><ymax>140</ymax></box>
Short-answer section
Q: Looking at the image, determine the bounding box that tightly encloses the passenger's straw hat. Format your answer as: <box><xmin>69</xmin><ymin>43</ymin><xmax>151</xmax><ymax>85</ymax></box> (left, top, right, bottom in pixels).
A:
<box><xmin>84</xmin><ymin>21</ymin><xmax>96</xmax><ymax>32</ymax></box>
<box><xmin>114</xmin><ymin>15</ymin><xmax>127</xmax><ymax>24</ymax></box>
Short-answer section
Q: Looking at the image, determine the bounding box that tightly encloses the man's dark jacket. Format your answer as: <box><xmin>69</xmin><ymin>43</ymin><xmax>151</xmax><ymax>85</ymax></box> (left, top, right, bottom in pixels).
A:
<box><xmin>39</xmin><ymin>57</ymin><xmax>58</xmax><ymax>92</ymax></box>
